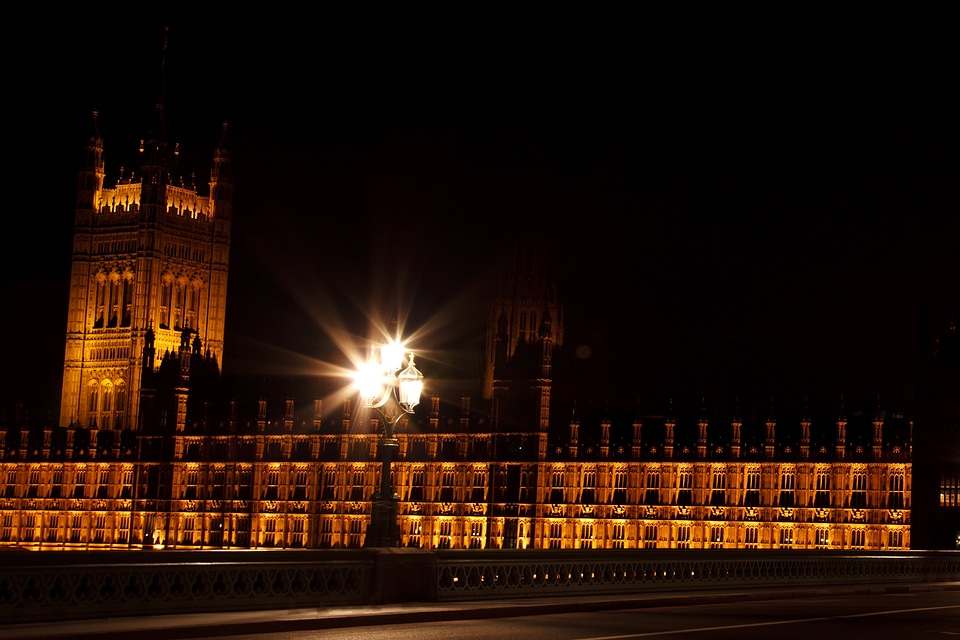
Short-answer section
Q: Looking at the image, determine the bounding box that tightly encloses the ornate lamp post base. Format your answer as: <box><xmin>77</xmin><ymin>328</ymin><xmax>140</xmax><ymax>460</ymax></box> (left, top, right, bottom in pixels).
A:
<box><xmin>366</xmin><ymin>496</ymin><xmax>400</xmax><ymax>547</ymax></box>
<box><xmin>365</xmin><ymin>436</ymin><xmax>401</xmax><ymax>547</ymax></box>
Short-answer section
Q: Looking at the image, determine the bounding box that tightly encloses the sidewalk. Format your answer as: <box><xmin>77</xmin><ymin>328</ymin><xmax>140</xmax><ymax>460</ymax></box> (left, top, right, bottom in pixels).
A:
<box><xmin>3</xmin><ymin>582</ymin><xmax>958</xmax><ymax>640</ymax></box>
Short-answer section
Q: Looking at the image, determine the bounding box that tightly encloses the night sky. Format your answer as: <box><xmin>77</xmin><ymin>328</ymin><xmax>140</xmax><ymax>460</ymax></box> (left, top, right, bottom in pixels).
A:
<box><xmin>5</xmin><ymin>11</ymin><xmax>957</xmax><ymax>422</ymax></box>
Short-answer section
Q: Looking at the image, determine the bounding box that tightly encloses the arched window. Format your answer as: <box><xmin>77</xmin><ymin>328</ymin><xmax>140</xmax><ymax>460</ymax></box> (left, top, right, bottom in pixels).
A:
<box><xmin>121</xmin><ymin>274</ymin><xmax>134</xmax><ymax>326</ymax></box>
<box><xmin>93</xmin><ymin>274</ymin><xmax>107</xmax><ymax>328</ymax></box>
<box><xmin>115</xmin><ymin>383</ymin><xmax>126</xmax><ymax>425</ymax></box>
<box><xmin>107</xmin><ymin>273</ymin><xmax>120</xmax><ymax>327</ymax></box>
<box><xmin>88</xmin><ymin>384</ymin><xmax>99</xmax><ymax>413</ymax></box>
<box><xmin>159</xmin><ymin>276</ymin><xmax>173</xmax><ymax>329</ymax></box>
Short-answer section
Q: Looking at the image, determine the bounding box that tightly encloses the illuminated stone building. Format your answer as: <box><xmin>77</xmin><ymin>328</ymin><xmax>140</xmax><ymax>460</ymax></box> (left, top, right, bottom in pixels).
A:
<box><xmin>59</xmin><ymin>100</ymin><xmax>232</xmax><ymax>432</ymax></box>
<box><xmin>0</xmin><ymin>90</ymin><xmax>923</xmax><ymax>554</ymax></box>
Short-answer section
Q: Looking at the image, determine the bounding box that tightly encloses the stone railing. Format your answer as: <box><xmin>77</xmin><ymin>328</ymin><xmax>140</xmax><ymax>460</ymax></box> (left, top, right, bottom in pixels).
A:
<box><xmin>0</xmin><ymin>549</ymin><xmax>374</xmax><ymax>625</ymax></box>
<box><xmin>435</xmin><ymin>549</ymin><xmax>960</xmax><ymax>600</ymax></box>
<box><xmin>2</xmin><ymin>548</ymin><xmax>957</xmax><ymax>625</ymax></box>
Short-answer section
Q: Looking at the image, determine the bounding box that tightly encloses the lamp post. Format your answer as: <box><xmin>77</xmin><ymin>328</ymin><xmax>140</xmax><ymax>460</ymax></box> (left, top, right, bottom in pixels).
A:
<box><xmin>354</xmin><ymin>340</ymin><xmax>423</xmax><ymax>547</ymax></box>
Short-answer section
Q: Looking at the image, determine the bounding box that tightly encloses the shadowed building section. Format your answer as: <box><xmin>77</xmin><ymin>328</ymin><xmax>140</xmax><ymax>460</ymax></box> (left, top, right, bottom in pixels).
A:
<box><xmin>912</xmin><ymin>313</ymin><xmax>960</xmax><ymax>549</ymax></box>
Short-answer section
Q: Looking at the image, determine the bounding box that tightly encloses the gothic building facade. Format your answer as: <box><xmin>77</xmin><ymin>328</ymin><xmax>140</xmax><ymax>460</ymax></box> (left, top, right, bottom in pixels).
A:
<box><xmin>3</xmin><ymin>81</ymin><xmax>958</xmax><ymax>553</ymax></box>
<box><xmin>59</xmin><ymin>103</ymin><xmax>232</xmax><ymax>432</ymax></box>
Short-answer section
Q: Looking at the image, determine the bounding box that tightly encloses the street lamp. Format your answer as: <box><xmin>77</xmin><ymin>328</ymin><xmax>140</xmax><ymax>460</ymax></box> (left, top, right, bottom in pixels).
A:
<box><xmin>354</xmin><ymin>340</ymin><xmax>423</xmax><ymax>547</ymax></box>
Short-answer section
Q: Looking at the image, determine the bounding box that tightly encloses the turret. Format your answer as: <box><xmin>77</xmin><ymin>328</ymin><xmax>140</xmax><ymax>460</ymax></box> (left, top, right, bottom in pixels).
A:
<box><xmin>873</xmin><ymin>396</ymin><xmax>884</xmax><ymax>458</ymax></box>
<box><xmin>836</xmin><ymin>397</ymin><xmax>847</xmax><ymax>459</ymax></box>
<box><xmin>600</xmin><ymin>405</ymin><xmax>611</xmax><ymax>459</ymax></box>
<box><xmin>697</xmin><ymin>398</ymin><xmax>708</xmax><ymax>458</ymax></box>
<box><xmin>800</xmin><ymin>397</ymin><xmax>811</xmax><ymax>460</ymax></box>
<box><xmin>631</xmin><ymin>400</ymin><xmax>643</xmax><ymax>459</ymax></box>
<box><xmin>209</xmin><ymin>123</ymin><xmax>233</xmax><ymax>220</ymax></box>
<box><xmin>731</xmin><ymin>398</ymin><xmax>742</xmax><ymax>459</ymax></box>
<box><xmin>76</xmin><ymin>111</ymin><xmax>104</xmax><ymax>212</ymax></box>
<box><xmin>765</xmin><ymin>398</ymin><xmax>776</xmax><ymax>459</ymax></box>
<box><xmin>664</xmin><ymin>398</ymin><xmax>675</xmax><ymax>458</ymax></box>
<box><xmin>568</xmin><ymin>405</ymin><xmax>579</xmax><ymax>459</ymax></box>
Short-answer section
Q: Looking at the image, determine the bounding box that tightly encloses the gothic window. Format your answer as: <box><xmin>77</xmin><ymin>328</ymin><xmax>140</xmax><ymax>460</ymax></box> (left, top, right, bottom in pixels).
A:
<box><xmin>745</xmin><ymin>468</ymin><xmax>761</xmax><ymax>507</ymax></box>
<box><xmin>51</xmin><ymin>469</ymin><xmax>63</xmax><ymax>498</ymax></box>
<box><xmin>409</xmin><ymin>469</ymin><xmax>425</xmax><ymax>502</ymax></box>
<box><xmin>211</xmin><ymin>469</ymin><xmax>226</xmax><ymax>500</ymax></box>
<box><xmin>235</xmin><ymin>516</ymin><xmax>251</xmax><ymax>547</ymax></box>
<box><xmin>677</xmin><ymin>468</ymin><xmax>693</xmax><ymax>506</ymax></box>
<box><xmin>611</xmin><ymin>523</ymin><xmax>625</xmax><ymax>549</ymax></box>
<box><xmin>94</xmin><ymin>277</ymin><xmax>107</xmax><ymax>328</ymax></box>
<box><xmin>100</xmin><ymin>384</ymin><xmax>113</xmax><ymax>413</ymax></box>
<box><xmin>319</xmin><ymin>518</ymin><xmax>334</xmax><ymax>547</ymax></box>
<box><xmin>645</xmin><ymin>468</ymin><xmax>660</xmax><ymax>505</ymax></box>
<box><xmin>745</xmin><ymin>527</ymin><xmax>759</xmax><ymax>548</ymax></box>
<box><xmin>69</xmin><ymin>515</ymin><xmax>82</xmax><ymax>543</ymax></box>
<box><xmin>73</xmin><ymin>470</ymin><xmax>86</xmax><ymax>499</ymax></box>
<box><xmin>184</xmin><ymin>469</ymin><xmax>199</xmax><ymax>500</ymax></box>
<box><xmin>815</xmin><ymin>467</ymin><xmax>831</xmax><ymax>508</ymax></box>
<box><xmin>264</xmin><ymin>469</ymin><xmax>281</xmax><ymax>500</ymax></box>
<box><xmin>27</xmin><ymin>469</ymin><xmax>40</xmax><ymax>498</ymax></box>
<box><xmin>350</xmin><ymin>468</ymin><xmax>365</xmax><ymax>501</ymax></box>
<box><xmin>160</xmin><ymin>278</ymin><xmax>172</xmax><ymax>329</ymax></box>
<box><xmin>851</xmin><ymin>528</ymin><xmax>866</xmax><ymax>549</ymax></box>
<box><xmin>121</xmin><ymin>275</ymin><xmax>133</xmax><ymax>326</ymax></box>
<box><xmin>319</xmin><ymin>468</ymin><xmax>336</xmax><ymax>501</ymax></box>
<box><xmin>579</xmin><ymin>522</ymin><xmax>594</xmax><ymax>548</ymax></box>
<box><xmin>550</xmin><ymin>468</ymin><xmax>564</xmax><ymax>503</ymax></box>
<box><xmin>779</xmin><ymin>527</ymin><xmax>793</xmax><ymax>547</ymax></box>
<box><xmin>471</xmin><ymin>468</ymin><xmax>486</xmax><ymax>502</ymax></box>
<box><xmin>262</xmin><ymin>517</ymin><xmax>277</xmax><ymax>547</ymax></box>
<box><xmin>438</xmin><ymin>520</ymin><xmax>452</xmax><ymax>549</ymax></box>
<box><xmin>120</xmin><ymin>469</ymin><xmax>133</xmax><ymax>499</ymax></box>
<box><xmin>107</xmin><ymin>274</ymin><xmax>120</xmax><ymax>327</ymax></box>
<box><xmin>580</xmin><ymin>468</ymin><xmax>596</xmax><ymax>504</ymax></box>
<box><xmin>440</xmin><ymin>469</ymin><xmax>455</xmax><ymax>502</ymax></box>
<box><xmin>92</xmin><ymin>514</ymin><xmax>106</xmax><ymax>543</ymax></box>
<box><xmin>290</xmin><ymin>518</ymin><xmax>305</xmax><ymax>548</ymax></box>
<box><xmin>548</xmin><ymin>522</ymin><xmax>563</xmax><ymax>549</ymax></box>
<box><xmin>889</xmin><ymin>470</ymin><xmax>905</xmax><ymax>509</ymax></box>
<box><xmin>613</xmin><ymin>467</ymin><xmax>628</xmax><ymax>504</ymax></box>
<box><xmin>643</xmin><ymin>523</ymin><xmax>658</xmax><ymax>548</ymax></box>
<box><xmin>711</xmin><ymin>467</ymin><xmax>727</xmax><ymax>506</ymax></box>
<box><xmin>96</xmin><ymin>468</ymin><xmax>110</xmax><ymax>499</ymax></box>
<box><xmin>851</xmin><ymin>469</ymin><xmax>867</xmax><ymax>509</ymax></box>
<box><xmin>779</xmin><ymin>469</ymin><xmax>795</xmax><ymax>507</ymax></box>
<box><xmin>46</xmin><ymin>515</ymin><xmax>60</xmax><ymax>543</ymax></box>
<box><xmin>469</xmin><ymin>521</ymin><xmax>484</xmax><ymax>549</ymax></box>
<box><xmin>815</xmin><ymin>527</ymin><xmax>829</xmax><ymax>548</ymax></box>
<box><xmin>185</xmin><ymin>280</ymin><xmax>200</xmax><ymax>330</ymax></box>
<box><xmin>236</xmin><ymin>468</ymin><xmax>253</xmax><ymax>500</ymax></box>
<box><xmin>677</xmin><ymin>524</ymin><xmax>691</xmax><ymax>549</ymax></box>
<box><xmin>888</xmin><ymin>529</ymin><xmax>904</xmax><ymax>549</ymax></box>
<box><xmin>710</xmin><ymin>525</ymin><xmax>725</xmax><ymax>548</ymax></box>
<box><xmin>4</xmin><ymin>470</ymin><xmax>17</xmax><ymax>498</ymax></box>
<box><xmin>173</xmin><ymin>279</ymin><xmax>186</xmax><ymax>330</ymax></box>
<box><xmin>115</xmin><ymin>384</ymin><xmax>126</xmax><ymax>422</ymax></box>
<box><xmin>293</xmin><ymin>469</ymin><xmax>308</xmax><ymax>500</ymax></box>
<box><xmin>940</xmin><ymin>470</ymin><xmax>960</xmax><ymax>508</ymax></box>
<box><xmin>88</xmin><ymin>385</ymin><xmax>99</xmax><ymax>414</ymax></box>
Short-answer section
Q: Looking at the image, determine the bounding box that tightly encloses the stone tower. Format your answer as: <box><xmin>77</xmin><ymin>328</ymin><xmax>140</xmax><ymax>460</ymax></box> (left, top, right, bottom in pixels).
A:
<box><xmin>484</xmin><ymin>241</ymin><xmax>563</xmax><ymax>458</ymax></box>
<box><xmin>59</xmin><ymin>37</ymin><xmax>232</xmax><ymax>430</ymax></box>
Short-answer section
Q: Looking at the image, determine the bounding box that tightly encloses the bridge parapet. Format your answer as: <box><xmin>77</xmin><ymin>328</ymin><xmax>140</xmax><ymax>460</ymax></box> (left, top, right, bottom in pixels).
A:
<box><xmin>435</xmin><ymin>549</ymin><xmax>960</xmax><ymax>600</ymax></box>
<box><xmin>1</xmin><ymin>549</ymin><xmax>957</xmax><ymax>625</ymax></box>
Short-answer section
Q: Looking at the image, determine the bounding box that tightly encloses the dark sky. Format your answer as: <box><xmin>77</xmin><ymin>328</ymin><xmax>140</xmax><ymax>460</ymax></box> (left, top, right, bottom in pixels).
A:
<box><xmin>5</xmin><ymin>11</ymin><xmax>958</xmax><ymax>421</ymax></box>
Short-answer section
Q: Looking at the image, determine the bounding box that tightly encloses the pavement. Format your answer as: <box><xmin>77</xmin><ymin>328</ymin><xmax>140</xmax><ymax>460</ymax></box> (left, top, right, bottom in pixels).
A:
<box><xmin>3</xmin><ymin>581</ymin><xmax>958</xmax><ymax>640</ymax></box>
